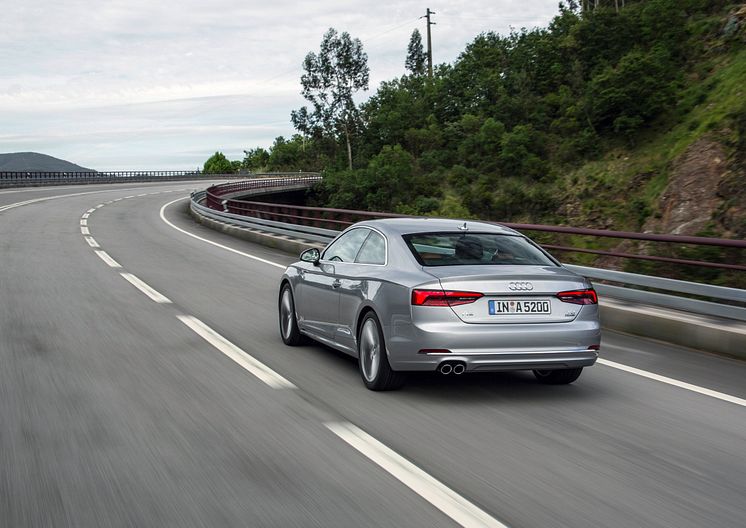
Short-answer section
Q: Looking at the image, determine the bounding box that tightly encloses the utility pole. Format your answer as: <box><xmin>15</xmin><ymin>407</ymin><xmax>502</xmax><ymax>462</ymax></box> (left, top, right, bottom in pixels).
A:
<box><xmin>420</xmin><ymin>8</ymin><xmax>436</xmax><ymax>78</ymax></box>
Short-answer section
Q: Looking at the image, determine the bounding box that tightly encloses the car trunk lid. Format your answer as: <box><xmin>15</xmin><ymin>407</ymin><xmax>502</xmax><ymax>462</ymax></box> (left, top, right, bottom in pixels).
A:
<box><xmin>424</xmin><ymin>265</ymin><xmax>589</xmax><ymax>324</ymax></box>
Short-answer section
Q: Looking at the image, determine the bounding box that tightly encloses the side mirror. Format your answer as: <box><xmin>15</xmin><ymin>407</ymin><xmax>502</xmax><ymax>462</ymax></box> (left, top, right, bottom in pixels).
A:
<box><xmin>300</xmin><ymin>247</ymin><xmax>320</xmax><ymax>266</ymax></box>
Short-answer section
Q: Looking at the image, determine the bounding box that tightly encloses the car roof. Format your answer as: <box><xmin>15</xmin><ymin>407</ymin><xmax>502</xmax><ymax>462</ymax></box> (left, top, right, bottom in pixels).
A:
<box><xmin>355</xmin><ymin>217</ymin><xmax>522</xmax><ymax>237</ymax></box>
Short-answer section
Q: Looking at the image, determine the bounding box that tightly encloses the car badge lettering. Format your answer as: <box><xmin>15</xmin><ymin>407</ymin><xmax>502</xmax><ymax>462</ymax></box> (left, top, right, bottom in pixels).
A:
<box><xmin>508</xmin><ymin>281</ymin><xmax>534</xmax><ymax>291</ymax></box>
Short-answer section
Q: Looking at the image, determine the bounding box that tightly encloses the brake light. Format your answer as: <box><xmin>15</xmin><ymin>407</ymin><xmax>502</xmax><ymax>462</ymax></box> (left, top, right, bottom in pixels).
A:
<box><xmin>412</xmin><ymin>289</ymin><xmax>483</xmax><ymax>307</ymax></box>
<box><xmin>556</xmin><ymin>288</ymin><xmax>598</xmax><ymax>305</ymax></box>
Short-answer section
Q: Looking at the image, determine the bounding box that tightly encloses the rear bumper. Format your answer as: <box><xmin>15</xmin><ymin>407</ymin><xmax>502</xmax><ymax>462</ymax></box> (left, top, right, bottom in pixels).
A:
<box><xmin>386</xmin><ymin>315</ymin><xmax>601</xmax><ymax>372</ymax></box>
<box><xmin>391</xmin><ymin>349</ymin><xmax>598</xmax><ymax>372</ymax></box>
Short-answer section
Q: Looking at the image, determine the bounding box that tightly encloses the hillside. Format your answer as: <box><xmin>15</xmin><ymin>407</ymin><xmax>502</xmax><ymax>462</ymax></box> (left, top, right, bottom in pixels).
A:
<box><xmin>211</xmin><ymin>0</ymin><xmax>746</xmax><ymax>284</ymax></box>
<box><xmin>0</xmin><ymin>152</ymin><xmax>95</xmax><ymax>172</ymax></box>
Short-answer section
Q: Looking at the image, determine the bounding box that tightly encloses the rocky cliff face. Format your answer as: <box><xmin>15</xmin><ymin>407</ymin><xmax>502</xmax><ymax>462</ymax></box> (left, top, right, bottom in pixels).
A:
<box><xmin>644</xmin><ymin>138</ymin><xmax>730</xmax><ymax>237</ymax></box>
<box><xmin>594</xmin><ymin>134</ymin><xmax>745</xmax><ymax>273</ymax></box>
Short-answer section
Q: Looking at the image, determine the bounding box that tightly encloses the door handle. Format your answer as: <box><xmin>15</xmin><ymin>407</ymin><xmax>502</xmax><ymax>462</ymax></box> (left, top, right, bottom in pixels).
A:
<box><xmin>332</xmin><ymin>280</ymin><xmax>341</xmax><ymax>289</ymax></box>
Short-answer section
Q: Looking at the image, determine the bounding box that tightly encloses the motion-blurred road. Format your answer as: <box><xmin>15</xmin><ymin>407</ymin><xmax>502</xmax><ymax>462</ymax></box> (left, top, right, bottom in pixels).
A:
<box><xmin>1</xmin><ymin>182</ymin><xmax>745</xmax><ymax>527</ymax></box>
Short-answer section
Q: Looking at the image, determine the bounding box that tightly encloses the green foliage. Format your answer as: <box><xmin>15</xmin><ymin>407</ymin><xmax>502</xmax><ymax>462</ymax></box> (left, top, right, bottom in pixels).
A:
<box><xmin>588</xmin><ymin>45</ymin><xmax>678</xmax><ymax>136</ymax></box>
<box><xmin>291</xmin><ymin>28</ymin><xmax>369</xmax><ymax>170</ymax></box>
<box><xmin>405</xmin><ymin>29</ymin><xmax>426</xmax><ymax>76</ymax></box>
<box><xmin>242</xmin><ymin>147</ymin><xmax>270</xmax><ymax>172</ymax></box>
<box><xmin>233</xmin><ymin>0</ymin><xmax>744</xmax><ymax>282</ymax></box>
<box><xmin>203</xmin><ymin>152</ymin><xmax>235</xmax><ymax>174</ymax></box>
<box><xmin>317</xmin><ymin>145</ymin><xmax>441</xmax><ymax>214</ymax></box>
<box><xmin>499</xmin><ymin>125</ymin><xmax>548</xmax><ymax>180</ymax></box>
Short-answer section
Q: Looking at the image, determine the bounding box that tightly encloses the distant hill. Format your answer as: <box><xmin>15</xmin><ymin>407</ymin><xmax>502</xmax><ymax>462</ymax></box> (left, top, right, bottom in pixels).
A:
<box><xmin>0</xmin><ymin>152</ymin><xmax>95</xmax><ymax>172</ymax></box>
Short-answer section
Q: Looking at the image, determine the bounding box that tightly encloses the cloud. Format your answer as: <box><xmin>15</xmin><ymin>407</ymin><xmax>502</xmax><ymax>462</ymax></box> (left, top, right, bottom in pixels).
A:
<box><xmin>0</xmin><ymin>0</ymin><xmax>560</xmax><ymax>169</ymax></box>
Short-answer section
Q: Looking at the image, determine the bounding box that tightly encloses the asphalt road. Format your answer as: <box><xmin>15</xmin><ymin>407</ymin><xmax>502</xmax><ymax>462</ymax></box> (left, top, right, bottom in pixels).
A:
<box><xmin>1</xmin><ymin>182</ymin><xmax>745</xmax><ymax>528</ymax></box>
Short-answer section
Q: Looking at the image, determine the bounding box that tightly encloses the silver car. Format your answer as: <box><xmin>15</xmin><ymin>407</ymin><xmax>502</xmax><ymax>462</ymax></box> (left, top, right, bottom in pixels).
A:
<box><xmin>278</xmin><ymin>218</ymin><xmax>600</xmax><ymax>390</ymax></box>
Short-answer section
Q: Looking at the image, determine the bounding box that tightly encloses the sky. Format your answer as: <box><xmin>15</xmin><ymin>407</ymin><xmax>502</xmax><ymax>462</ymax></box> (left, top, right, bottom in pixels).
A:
<box><xmin>1</xmin><ymin>1</ymin><xmax>561</xmax><ymax>170</ymax></box>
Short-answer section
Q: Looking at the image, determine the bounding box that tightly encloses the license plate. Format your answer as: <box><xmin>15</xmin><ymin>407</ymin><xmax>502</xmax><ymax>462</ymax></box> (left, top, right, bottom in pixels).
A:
<box><xmin>489</xmin><ymin>299</ymin><xmax>551</xmax><ymax>315</ymax></box>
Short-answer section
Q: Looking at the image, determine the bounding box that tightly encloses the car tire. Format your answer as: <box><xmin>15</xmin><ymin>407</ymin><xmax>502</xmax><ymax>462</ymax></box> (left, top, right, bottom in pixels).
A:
<box><xmin>357</xmin><ymin>312</ymin><xmax>405</xmax><ymax>391</ymax></box>
<box><xmin>278</xmin><ymin>284</ymin><xmax>306</xmax><ymax>346</ymax></box>
<box><xmin>532</xmin><ymin>367</ymin><xmax>583</xmax><ymax>385</ymax></box>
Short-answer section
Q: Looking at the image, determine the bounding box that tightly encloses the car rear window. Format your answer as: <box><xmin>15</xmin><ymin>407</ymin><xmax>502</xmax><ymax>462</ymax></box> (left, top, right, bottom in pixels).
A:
<box><xmin>403</xmin><ymin>232</ymin><xmax>557</xmax><ymax>267</ymax></box>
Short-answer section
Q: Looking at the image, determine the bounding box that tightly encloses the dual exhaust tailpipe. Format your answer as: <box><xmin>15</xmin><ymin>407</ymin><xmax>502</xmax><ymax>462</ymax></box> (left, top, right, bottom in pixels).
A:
<box><xmin>438</xmin><ymin>361</ymin><xmax>466</xmax><ymax>375</ymax></box>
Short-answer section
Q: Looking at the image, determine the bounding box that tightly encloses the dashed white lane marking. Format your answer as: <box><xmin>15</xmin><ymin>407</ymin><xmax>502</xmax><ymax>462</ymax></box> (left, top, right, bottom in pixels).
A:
<box><xmin>84</xmin><ymin>236</ymin><xmax>100</xmax><ymax>248</ymax></box>
<box><xmin>95</xmin><ymin>250</ymin><xmax>122</xmax><ymax>268</ymax></box>
<box><xmin>81</xmin><ymin>213</ymin><xmax>90</xmax><ymax>219</ymax></box>
<box><xmin>326</xmin><ymin>422</ymin><xmax>509</xmax><ymax>528</ymax></box>
<box><xmin>159</xmin><ymin>198</ymin><xmax>285</xmax><ymax>270</ymax></box>
<box><xmin>124</xmin><ymin>195</ymin><xmax>135</xmax><ymax>199</ymax></box>
<box><xmin>96</xmin><ymin>204</ymin><xmax>104</xmax><ymax>208</ymax></box>
<box><xmin>120</xmin><ymin>272</ymin><xmax>172</xmax><ymax>303</ymax></box>
<box><xmin>177</xmin><ymin>315</ymin><xmax>295</xmax><ymax>389</ymax></box>
<box><xmin>87</xmin><ymin>208</ymin><xmax>96</xmax><ymax>213</ymax></box>
<box><xmin>597</xmin><ymin>358</ymin><xmax>746</xmax><ymax>408</ymax></box>
<box><xmin>80</xmin><ymin>218</ymin><xmax>88</xmax><ymax>226</ymax></box>
<box><xmin>81</xmin><ymin>226</ymin><xmax>90</xmax><ymax>235</ymax></box>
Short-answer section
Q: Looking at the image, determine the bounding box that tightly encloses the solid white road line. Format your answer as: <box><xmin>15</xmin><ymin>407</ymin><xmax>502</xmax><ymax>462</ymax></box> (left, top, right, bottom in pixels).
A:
<box><xmin>326</xmin><ymin>422</ymin><xmax>510</xmax><ymax>528</ymax></box>
<box><xmin>120</xmin><ymin>273</ymin><xmax>172</xmax><ymax>303</ymax></box>
<box><xmin>597</xmin><ymin>358</ymin><xmax>746</xmax><ymax>408</ymax></box>
<box><xmin>81</xmin><ymin>226</ymin><xmax>90</xmax><ymax>235</ymax></box>
<box><xmin>159</xmin><ymin>198</ymin><xmax>285</xmax><ymax>269</ymax></box>
<box><xmin>177</xmin><ymin>315</ymin><xmax>295</xmax><ymax>389</ymax></box>
<box><xmin>94</xmin><ymin>250</ymin><xmax>122</xmax><ymax>268</ymax></box>
<box><xmin>84</xmin><ymin>236</ymin><xmax>100</xmax><ymax>248</ymax></box>
<box><xmin>1</xmin><ymin>195</ymin><xmax>89</xmax><ymax>214</ymax></box>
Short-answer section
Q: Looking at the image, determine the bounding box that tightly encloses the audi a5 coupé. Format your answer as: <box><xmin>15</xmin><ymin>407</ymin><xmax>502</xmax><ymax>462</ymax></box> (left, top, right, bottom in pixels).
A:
<box><xmin>278</xmin><ymin>218</ymin><xmax>600</xmax><ymax>390</ymax></box>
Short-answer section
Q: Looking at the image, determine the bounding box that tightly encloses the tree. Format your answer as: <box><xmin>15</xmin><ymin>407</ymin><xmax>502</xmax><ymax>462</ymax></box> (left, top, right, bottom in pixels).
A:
<box><xmin>291</xmin><ymin>28</ymin><xmax>369</xmax><ymax>170</ymax></box>
<box><xmin>203</xmin><ymin>151</ymin><xmax>234</xmax><ymax>174</ymax></box>
<box><xmin>405</xmin><ymin>29</ymin><xmax>427</xmax><ymax>76</ymax></box>
<box><xmin>242</xmin><ymin>147</ymin><xmax>270</xmax><ymax>172</ymax></box>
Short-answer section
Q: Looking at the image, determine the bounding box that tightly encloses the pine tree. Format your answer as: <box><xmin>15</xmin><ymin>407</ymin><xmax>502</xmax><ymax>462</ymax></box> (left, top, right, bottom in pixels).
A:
<box><xmin>405</xmin><ymin>29</ymin><xmax>427</xmax><ymax>76</ymax></box>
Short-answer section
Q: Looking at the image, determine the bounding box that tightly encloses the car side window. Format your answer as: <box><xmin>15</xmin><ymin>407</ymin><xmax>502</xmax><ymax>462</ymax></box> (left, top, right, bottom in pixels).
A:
<box><xmin>322</xmin><ymin>228</ymin><xmax>370</xmax><ymax>263</ymax></box>
<box><xmin>355</xmin><ymin>231</ymin><xmax>386</xmax><ymax>265</ymax></box>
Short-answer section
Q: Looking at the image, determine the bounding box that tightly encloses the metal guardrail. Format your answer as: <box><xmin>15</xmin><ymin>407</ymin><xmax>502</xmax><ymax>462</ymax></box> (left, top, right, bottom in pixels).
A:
<box><xmin>192</xmin><ymin>177</ymin><xmax>746</xmax><ymax>323</ymax></box>
<box><xmin>564</xmin><ymin>265</ymin><xmax>746</xmax><ymax>322</ymax></box>
<box><xmin>0</xmin><ymin>170</ymin><xmax>245</xmax><ymax>188</ymax></box>
<box><xmin>205</xmin><ymin>174</ymin><xmax>321</xmax><ymax>208</ymax></box>
<box><xmin>192</xmin><ymin>192</ymin><xmax>337</xmax><ymax>244</ymax></box>
<box><xmin>203</xmin><ymin>189</ymin><xmax>746</xmax><ymax>273</ymax></box>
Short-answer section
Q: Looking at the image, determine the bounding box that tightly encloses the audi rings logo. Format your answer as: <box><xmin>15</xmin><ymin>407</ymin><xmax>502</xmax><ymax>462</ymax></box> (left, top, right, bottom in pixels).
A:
<box><xmin>509</xmin><ymin>281</ymin><xmax>534</xmax><ymax>291</ymax></box>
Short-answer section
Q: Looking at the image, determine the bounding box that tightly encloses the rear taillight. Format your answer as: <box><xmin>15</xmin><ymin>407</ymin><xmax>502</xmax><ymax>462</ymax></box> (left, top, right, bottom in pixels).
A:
<box><xmin>556</xmin><ymin>288</ymin><xmax>598</xmax><ymax>305</ymax></box>
<box><xmin>411</xmin><ymin>289</ymin><xmax>483</xmax><ymax>307</ymax></box>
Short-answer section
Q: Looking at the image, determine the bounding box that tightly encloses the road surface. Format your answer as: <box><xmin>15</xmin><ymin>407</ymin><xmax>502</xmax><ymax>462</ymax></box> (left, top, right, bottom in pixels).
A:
<box><xmin>1</xmin><ymin>182</ymin><xmax>744</xmax><ymax>527</ymax></box>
